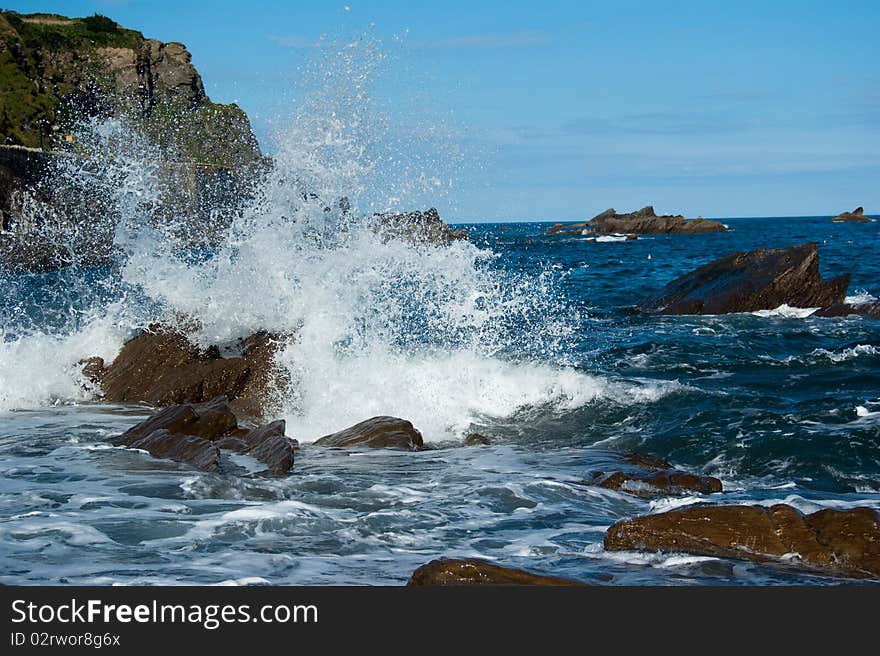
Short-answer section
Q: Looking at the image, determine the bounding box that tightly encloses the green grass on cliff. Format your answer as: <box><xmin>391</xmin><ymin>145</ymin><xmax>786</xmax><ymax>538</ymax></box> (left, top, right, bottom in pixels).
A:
<box><xmin>0</xmin><ymin>10</ymin><xmax>260</xmax><ymax>166</ymax></box>
<box><xmin>2</xmin><ymin>11</ymin><xmax>143</xmax><ymax>50</ymax></box>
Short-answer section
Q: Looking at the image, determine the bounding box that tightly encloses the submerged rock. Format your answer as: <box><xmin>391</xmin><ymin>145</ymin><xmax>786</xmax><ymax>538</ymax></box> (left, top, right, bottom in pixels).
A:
<box><xmin>112</xmin><ymin>396</ymin><xmax>296</xmax><ymax>475</ymax></box>
<box><xmin>639</xmin><ymin>242</ymin><xmax>849</xmax><ymax>315</ymax></box>
<box><xmin>604</xmin><ymin>504</ymin><xmax>880</xmax><ymax>579</ymax></box>
<box><xmin>587</xmin><ymin>451</ymin><xmax>722</xmax><ymax>498</ymax></box>
<box><xmin>374</xmin><ymin>208</ymin><xmax>468</xmax><ymax>244</ymax></box>
<box><xmin>314</xmin><ymin>416</ymin><xmax>424</xmax><ymax>450</ymax></box>
<box><xmin>831</xmin><ymin>207</ymin><xmax>872</xmax><ymax>223</ymax></box>
<box><xmin>547</xmin><ymin>206</ymin><xmax>727</xmax><ymax>236</ymax></box>
<box><xmin>407</xmin><ymin>559</ymin><xmax>585</xmax><ymax>586</ymax></box>
<box><xmin>811</xmin><ymin>301</ymin><xmax>880</xmax><ymax>320</ymax></box>
<box><xmin>91</xmin><ymin>326</ymin><xmax>285</xmax><ymax>419</ymax></box>
<box><xmin>463</xmin><ymin>433</ymin><xmax>492</xmax><ymax>446</ymax></box>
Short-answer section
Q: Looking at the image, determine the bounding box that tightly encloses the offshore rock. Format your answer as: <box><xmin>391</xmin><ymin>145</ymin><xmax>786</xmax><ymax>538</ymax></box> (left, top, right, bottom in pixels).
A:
<box><xmin>546</xmin><ymin>206</ymin><xmax>727</xmax><ymax>236</ymax></box>
<box><xmin>314</xmin><ymin>416</ymin><xmax>424</xmax><ymax>450</ymax></box>
<box><xmin>586</xmin><ymin>451</ymin><xmax>722</xmax><ymax>498</ymax></box>
<box><xmin>407</xmin><ymin>559</ymin><xmax>585</xmax><ymax>586</ymax></box>
<box><xmin>112</xmin><ymin>396</ymin><xmax>295</xmax><ymax>475</ymax></box>
<box><xmin>604</xmin><ymin>504</ymin><xmax>880</xmax><ymax>579</ymax></box>
<box><xmin>374</xmin><ymin>208</ymin><xmax>468</xmax><ymax>245</ymax></box>
<box><xmin>831</xmin><ymin>207</ymin><xmax>872</xmax><ymax>223</ymax></box>
<box><xmin>639</xmin><ymin>242</ymin><xmax>849</xmax><ymax>315</ymax></box>
<box><xmin>91</xmin><ymin>326</ymin><xmax>285</xmax><ymax>419</ymax></box>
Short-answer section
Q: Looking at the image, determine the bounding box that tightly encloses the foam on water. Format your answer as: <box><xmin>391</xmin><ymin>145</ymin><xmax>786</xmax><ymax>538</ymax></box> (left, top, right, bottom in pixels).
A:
<box><xmin>0</xmin><ymin>313</ymin><xmax>128</xmax><ymax>412</ymax></box>
<box><xmin>750</xmin><ymin>304</ymin><xmax>818</xmax><ymax>319</ymax></box>
<box><xmin>0</xmin><ymin>34</ymin><xmax>661</xmax><ymax>438</ymax></box>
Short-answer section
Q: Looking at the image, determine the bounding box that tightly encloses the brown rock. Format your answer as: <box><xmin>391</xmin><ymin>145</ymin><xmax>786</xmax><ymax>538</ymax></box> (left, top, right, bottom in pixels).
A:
<box><xmin>125</xmin><ymin>429</ymin><xmax>221</xmax><ymax>473</ymax></box>
<box><xmin>463</xmin><ymin>433</ymin><xmax>491</xmax><ymax>446</ymax></box>
<box><xmin>238</xmin><ymin>419</ymin><xmax>296</xmax><ymax>476</ymax></box>
<box><xmin>604</xmin><ymin>504</ymin><xmax>880</xmax><ymax>579</ymax></box>
<box><xmin>79</xmin><ymin>357</ymin><xmax>105</xmax><ymax>383</ymax></box>
<box><xmin>407</xmin><ymin>559</ymin><xmax>585</xmax><ymax>586</ymax></box>
<box><xmin>831</xmin><ymin>207</ymin><xmax>872</xmax><ymax>223</ymax></box>
<box><xmin>639</xmin><ymin>243</ymin><xmax>849</xmax><ymax>315</ymax></box>
<box><xmin>546</xmin><ymin>206</ymin><xmax>727</xmax><ymax>236</ymax></box>
<box><xmin>592</xmin><ymin>469</ymin><xmax>722</xmax><ymax>498</ymax></box>
<box><xmin>111</xmin><ymin>396</ymin><xmax>295</xmax><ymax>475</ymax></box>
<box><xmin>314</xmin><ymin>416</ymin><xmax>424</xmax><ymax>450</ymax></box>
<box><xmin>96</xmin><ymin>326</ymin><xmax>285</xmax><ymax>419</ymax></box>
<box><xmin>586</xmin><ymin>451</ymin><xmax>721</xmax><ymax>498</ymax></box>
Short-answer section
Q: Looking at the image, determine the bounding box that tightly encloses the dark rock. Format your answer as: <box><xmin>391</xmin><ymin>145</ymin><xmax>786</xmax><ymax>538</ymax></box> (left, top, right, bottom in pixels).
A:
<box><xmin>112</xmin><ymin>396</ymin><xmax>295</xmax><ymax>475</ymax></box>
<box><xmin>586</xmin><ymin>451</ymin><xmax>722</xmax><ymax>498</ymax></box>
<box><xmin>604</xmin><ymin>504</ymin><xmax>880</xmax><ymax>579</ymax></box>
<box><xmin>463</xmin><ymin>433</ymin><xmax>491</xmax><ymax>446</ymax></box>
<box><xmin>624</xmin><ymin>451</ymin><xmax>673</xmax><ymax>470</ymax></box>
<box><xmin>831</xmin><ymin>207</ymin><xmax>872</xmax><ymax>223</ymax></box>
<box><xmin>546</xmin><ymin>206</ymin><xmax>727</xmax><ymax>235</ymax></box>
<box><xmin>112</xmin><ymin>396</ymin><xmax>237</xmax><ymax>446</ymax></box>
<box><xmin>125</xmin><ymin>428</ymin><xmax>221</xmax><ymax>473</ymax></box>
<box><xmin>639</xmin><ymin>242</ymin><xmax>849</xmax><ymax>315</ymax></box>
<box><xmin>374</xmin><ymin>208</ymin><xmax>469</xmax><ymax>244</ymax></box>
<box><xmin>314</xmin><ymin>416</ymin><xmax>424</xmax><ymax>450</ymax></box>
<box><xmin>79</xmin><ymin>357</ymin><xmax>105</xmax><ymax>382</ymax></box>
<box><xmin>237</xmin><ymin>419</ymin><xmax>297</xmax><ymax>476</ymax></box>
<box><xmin>811</xmin><ymin>302</ymin><xmax>880</xmax><ymax>320</ymax></box>
<box><xmin>407</xmin><ymin>559</ymin><xmax>585</xmax><ymax>586</ymax></box>
<box><xmin>214</xmin><ymin>437</ymin><xmax>249</xmax><ymax>453</ymax></box>
<box><xmin>95</xmin><ymin>326</ymin><xmax>285</xmax><ymax>419</ymax></box>
<box><xmin>592</xmin><ymin>470</ymin><xmax>722</xmax><ymax>498</ymax></box>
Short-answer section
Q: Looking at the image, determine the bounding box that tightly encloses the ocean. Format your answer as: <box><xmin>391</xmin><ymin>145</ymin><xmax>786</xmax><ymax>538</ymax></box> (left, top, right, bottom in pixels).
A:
<box><xmin>1</xmin><ymin>210</ymin><xmax>877</xmax><ymax>585</ymax></box>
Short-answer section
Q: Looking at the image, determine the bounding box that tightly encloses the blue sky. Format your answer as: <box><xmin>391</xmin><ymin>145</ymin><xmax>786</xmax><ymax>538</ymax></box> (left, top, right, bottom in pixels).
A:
<box><xmin>4</xmin><ymin>0</ymin><xmax>879</xmax><ymax>220</ymax></box>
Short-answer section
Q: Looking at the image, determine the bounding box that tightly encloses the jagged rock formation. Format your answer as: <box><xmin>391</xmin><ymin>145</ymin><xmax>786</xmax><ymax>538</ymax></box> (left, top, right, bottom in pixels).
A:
<box><xmin>0</xmin><ymin>11</ymin><xmax>260</xmax><ymax>166</ymax></box>
<box><xmin>547</xmin><ymin>206</ymin><xmax>727</xmax><ymax>236</ymax></box>
<box><xmin>373</xmin><ymin>208</ymin><xmax>469</xmax><ymax>244</ymax></box>
<box><xmin>639</xmin><ymin>243</ymin><xmax>849</xmax><ymax>315</ymax></box>
<box><xmin>85</xmin><ymin>326</ymin><xmax>287</xmax><ymax>420</ymax></box>
<box><xmin>831</xmin><ymin>207</ymin><xmax>872</xmax><ymax>223</ymax></box>
<box><xmin>111</xmin><ymin>396</ymin><xmax>297</xmax><ymax>475</ymax></box>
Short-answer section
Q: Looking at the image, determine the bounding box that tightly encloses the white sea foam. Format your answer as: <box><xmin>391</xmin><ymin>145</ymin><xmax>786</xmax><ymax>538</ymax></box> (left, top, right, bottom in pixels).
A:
<box><xmin>0</xmin><ymin>36</ymin><xmax>682</xmax><ymax>440</ymax></box>
<box><xmin>0</xmin><ymin>315</ymin><xmax>128</xmax><ymax>412</ymax></box>
<box><xmin>590</xmin><ymin>234</ymin><xmax>630</xmax><ymax>243</ymax></box>
<box><xmin>750</xmin><ymin>304</ymin><xmax>818</xmax><ymax>318</ymax></box>
<box><xmin>845</xmin><ymin>290</ymin><xmax>878</xmax><ymax>305</ymax></box>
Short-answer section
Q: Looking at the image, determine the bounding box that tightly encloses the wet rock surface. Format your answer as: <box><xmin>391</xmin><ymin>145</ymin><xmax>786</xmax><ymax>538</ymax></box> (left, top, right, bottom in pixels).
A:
<box><xmin>112</xmin><ymin>396</ymin><xmax>296</xmax><ymax>475</ymax></box>
<box><xmin>811</xmin><ymin>301</ymin><xmax>880</xmax><ymax>320</ymax></box>
<box><xmin>639</xmin><ymin>242</ymin><xmax>849</xmax><ymax>315</ymax></box>
<box><xmin>604</xmin><ymin>504</ymin><xmax>880</xmax><ymax>579</ymax></box>
<box><xmin>463</xmin><ymin>433</ymin><xmax>492</xmax><ymax>446</ymax></box>
<box><xmin>90</xmin><ymin>326</ymin><xmax>285</xmax><ymax>419</ymax></box>
<box><xmin>407</xmin><ymin>558</ymin><xmax>586</xmax><ymax>586</ymax></box>
<box><xmin>584</xmin><ymin>451</ymin><xmax>722</xmax><ymax>498</ymax></box>
<box><xmin>374</xmin><ymin>208</ymin><xmax>468</xmax><ymax>244</ymax></box>
<box><xmin>314</xmin><ymin>416</ymin><xmax>424</xmax><ymax>450</ymax></box>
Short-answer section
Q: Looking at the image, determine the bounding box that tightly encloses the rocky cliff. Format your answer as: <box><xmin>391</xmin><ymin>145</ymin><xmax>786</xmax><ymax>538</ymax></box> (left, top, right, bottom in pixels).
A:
<box><xmin>0</xmin><ymin>10</ymin><xmax>260</xmax><ymax>167</ymax></box>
